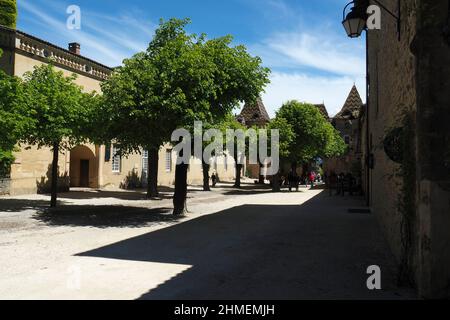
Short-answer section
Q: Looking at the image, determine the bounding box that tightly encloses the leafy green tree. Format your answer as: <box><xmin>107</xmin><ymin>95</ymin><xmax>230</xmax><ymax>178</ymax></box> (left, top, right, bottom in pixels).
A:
<box><xmin>100</xmin><ymin>52</ymin><xmax>171</xmax><ymax>198</ymax></box>
<box><xmin>0</xmin><ymin>50</ymin><xmax>29</xmax><ymax>177</ymax></box>
<box><xmin>23</xmin><ymin>64</ymin><xmax>91</xmax><ymax>207</ymax></box>
<box><xmin>276</xmin><ymin>101</ymin><xmax>346</xmax><ymax>172</ymax></box>
<box><xmin>267</xmin><ymin>117</ymin><xmax>295</xmax><ymax>191</ymax></box>
<box><xmin>0</xmin><ymin>0</ymin><xmax>17</xmax><ymax>28</ymax></box>
<box><xmin>144</xmin><ymin>18</ymin><xmax>270</xmax><ymax>215</ymax></box>
<box><xmin>197</xmin><ymin>121</ymin><xmax>223</xmax><ymax>192</ymax></box>
<box><xmin>219</xmin><ymin>115</ymin><xmax>247</xmax><ymax>188</ymax></box>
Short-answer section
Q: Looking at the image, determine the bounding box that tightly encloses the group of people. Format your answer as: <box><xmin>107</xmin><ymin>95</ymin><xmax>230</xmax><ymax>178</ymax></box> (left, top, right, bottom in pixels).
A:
<box><xmin>281</xmin><ymin>170</ymin><xmax>321</xmax><ymax>192</ymax></box>
<box><xmin>324</xmin><ymin>171</ymin><xmax>359</xmax><ymax>196</ymax></box>
<box><xmin>209</xmin><ymin>168</ymin><xmax>359</xmax><ymax>195</ymax></box>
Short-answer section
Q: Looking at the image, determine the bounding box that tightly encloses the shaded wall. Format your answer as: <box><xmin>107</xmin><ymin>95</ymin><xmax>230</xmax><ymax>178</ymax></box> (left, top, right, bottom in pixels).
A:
<box><xmin>367</xmin><ymin>0</ymin><xmax>450</xmax><ymax>298</ymax></box>
<box><xmin>413</xmin><ymin>0</ymin><xmax>450</xmax><ymax>298</ymax></box>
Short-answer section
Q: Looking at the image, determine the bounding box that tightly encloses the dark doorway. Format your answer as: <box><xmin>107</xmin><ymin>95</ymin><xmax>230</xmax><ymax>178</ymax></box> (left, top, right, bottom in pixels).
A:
<box><xmin>80</xmin><ymin>160</ymin><xmax>90</xmax><ymax>187</ymax></box>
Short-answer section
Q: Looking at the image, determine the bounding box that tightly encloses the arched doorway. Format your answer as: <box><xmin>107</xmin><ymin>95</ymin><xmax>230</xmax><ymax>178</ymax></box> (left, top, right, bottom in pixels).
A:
<box><xmin>69</xmin><ymin>145</ymin><xmax>97</xmax><ymax>188</ymax></box>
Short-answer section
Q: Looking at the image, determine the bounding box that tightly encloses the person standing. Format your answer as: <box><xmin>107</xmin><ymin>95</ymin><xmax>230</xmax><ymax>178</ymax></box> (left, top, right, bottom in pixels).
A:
<box><xmin>288</xmin><ymin>170</ymin><xmax>296</xmax><ymax>192</ymax></box>
<box><xmin>309</xmin><ymin>172</ymin><xmax>315</xmax><ymax>188</ymax></box>
<box><xmin>211</xmin><ymin>172</ymin><xmax>217</xmax><ymax>187</ymax></box>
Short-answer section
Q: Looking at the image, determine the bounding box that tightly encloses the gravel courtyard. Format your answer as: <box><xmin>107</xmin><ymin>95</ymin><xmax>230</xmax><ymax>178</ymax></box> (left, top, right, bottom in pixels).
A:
<box><xmin>0</xmin><ymin>184</ymin><xmax>414</xmax><ymax>300</ymax></box>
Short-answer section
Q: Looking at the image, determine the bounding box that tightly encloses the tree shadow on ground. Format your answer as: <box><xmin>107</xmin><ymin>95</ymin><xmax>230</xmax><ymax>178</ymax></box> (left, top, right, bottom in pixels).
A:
<box><xmin>56</xmin><ymin>190</ymin><xmax>165</xmax><ymax>201</ymax></box>
<box><xmin>77</xmin><ymin>193</ymin><xmax>414</xmax><ymax>300</ymax></box>
<box><xmin>32</xmin><ymin>205</ymin><xmax>179</xmax><ymax>228</ymax></box>
<box><xmin>0</xmin><ymin>198</ymin><xmax>65</xmax><ymax>212</ymax></box>
<box><xmin>57</xmin><ymin>186</ymin><xmax>202</xmax><ymax>201</ymax></box>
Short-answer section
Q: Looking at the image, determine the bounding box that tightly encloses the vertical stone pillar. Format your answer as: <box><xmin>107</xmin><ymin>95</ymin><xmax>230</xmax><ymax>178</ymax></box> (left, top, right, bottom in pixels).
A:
<box><xmin>97</xmin><ymin>145</ymin><xmax>104</xmax><ymax>188</ymax></box>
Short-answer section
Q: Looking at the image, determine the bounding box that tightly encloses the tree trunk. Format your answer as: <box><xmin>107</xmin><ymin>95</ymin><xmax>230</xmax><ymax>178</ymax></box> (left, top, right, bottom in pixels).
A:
<box><xmin>202</xmin><ymin>160</ymin><xmax>211</xmax><ymax>191</ymax></box>
<box><xmin>147</xmin><ymin>148</ymin><xmax>159</xmax><ymax>198</ymax></box>
<box><xmin>291</xmin><ymin>161</ymin><xmax>298</xmax><ymax>173</ymax></box>
<box><xmin>272</xmin><ymin>172</ymin><xmax>281</xmax><ymax>192</ymax></box>
<box><xmin>234</xmin><ymin>163</ymin><xmax>242</xmax><ymax>188</ymax></box>
<box><xmin>50</xmin><ymin>142</ymin><xmax>59</xmax><ymax>208</ymax></box>
<box><xmin>173</xmin><ymin>163</ymin><xmax>189</xmax><ymax>215</ymax></box>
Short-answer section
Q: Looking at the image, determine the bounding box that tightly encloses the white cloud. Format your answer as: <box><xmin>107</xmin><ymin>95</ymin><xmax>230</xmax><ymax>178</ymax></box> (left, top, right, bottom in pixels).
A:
<box><xmin>261</xmin><ymin>72</ymin><xmax>366</xmax><ymax>118</ymax></box>
<box><xmin>249</xmin><ymin>24</ymin><xmax>367</xmax><ymax>118</ymax></box>
<box><xmin>264</xmin><ymin>31</ymin><xmax>365</xmax><ymax>77</ymax></box>
<box><xmin>18</xmin><ymin>1</ymin><xmax>154</xmax><ymax>67</ymax></box>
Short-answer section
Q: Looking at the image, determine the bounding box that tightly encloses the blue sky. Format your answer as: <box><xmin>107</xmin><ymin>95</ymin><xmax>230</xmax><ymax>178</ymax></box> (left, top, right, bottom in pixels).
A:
<box><xmin>17</xmin><ymin>0</ymin><xmax>366</xmax><ymax>116</ymax></box>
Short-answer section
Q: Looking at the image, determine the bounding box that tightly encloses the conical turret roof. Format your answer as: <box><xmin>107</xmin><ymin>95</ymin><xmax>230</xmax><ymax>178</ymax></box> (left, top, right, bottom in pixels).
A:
<box><xmin>335</xmin><ymin>85</ymin><xmax>363</xmax><ymax>120</ymax></box>
<box><xmin>238</xmin><ymin>97</ymin><xmax>271</xmax><ymax>127</ymax></box>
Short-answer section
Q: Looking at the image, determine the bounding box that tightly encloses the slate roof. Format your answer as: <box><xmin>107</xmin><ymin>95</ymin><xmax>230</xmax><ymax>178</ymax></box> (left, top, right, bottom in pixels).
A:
<box><xmin>334</xmin><ymin>85</ymin><xmax>363</xmax><ymax>120</ymax></box>
<box><xmin>238</xmin><ymin>97</ymin><xmax>271</xmax><ymax>127</ymax></box>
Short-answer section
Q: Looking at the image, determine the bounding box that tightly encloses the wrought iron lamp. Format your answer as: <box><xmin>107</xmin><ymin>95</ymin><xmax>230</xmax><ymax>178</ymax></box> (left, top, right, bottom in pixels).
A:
<box><xmin>342</xmin><ymin>0</ymin><xmax>401</xmax><ymax>39</ymax></box>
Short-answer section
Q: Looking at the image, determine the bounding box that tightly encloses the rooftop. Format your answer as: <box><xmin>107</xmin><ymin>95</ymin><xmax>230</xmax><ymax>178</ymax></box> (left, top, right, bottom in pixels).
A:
<box><xmin>238</xmin><ymin>97</ymin><xmax>271</xmax><ymax>127</ymax></box>
<box><xmin>334</xmin><ymin>85</ymin><xmax>363</xmax><ymax>120</ymax></box>
<box><xmin>0</xmin><ymin>25</ymin><xmax>112</xmax><ymax>80</ymax></box>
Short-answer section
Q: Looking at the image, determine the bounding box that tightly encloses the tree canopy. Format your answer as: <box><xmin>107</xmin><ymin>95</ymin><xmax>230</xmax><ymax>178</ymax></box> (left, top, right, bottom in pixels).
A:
<box><xmin>22</xmin><ymin>64</ymin><xmax>94</xmax><ymax>206</ymax></box>
<box><xmin>0</xmin><ymin>59</ymin><xmax>29</xmax><ymax>176</ymax></box>
<box><xmin>276</xmin><ymin>101</ymin><xmax>346</xmax><ymax>166</ymax></box>
<box><xmin>100</xmin><ymin>18</ymin><xmax>269</xmax><ymax>207</ymax></box>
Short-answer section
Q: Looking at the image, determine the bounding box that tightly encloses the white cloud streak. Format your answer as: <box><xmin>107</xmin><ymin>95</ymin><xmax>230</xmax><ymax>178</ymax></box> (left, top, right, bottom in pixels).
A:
<box><xmin>261</xmin><ymin>30</ymin><xmax>366</xmax><ymax>77</ymax></box>
<box><xmin>18</xmin><ymin>1</ymin><xmax>154</xmax><ymax>67</ymax></box>
<box><xmin>248</xmin><ymin>12</ymin><xmax>367</xmax><ymax>117</ymax></box>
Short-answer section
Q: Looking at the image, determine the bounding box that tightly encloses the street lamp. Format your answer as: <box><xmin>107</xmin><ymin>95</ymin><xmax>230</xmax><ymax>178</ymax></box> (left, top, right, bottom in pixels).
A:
<box><xmin>342</xmin><ymin>0</ymin><xmax>401</xmax><ymax>39</ymax></box>
<box><xmin>342</xmin><ymin>1</ymin><xmax>367</xmax><ymax>38</ymax></box>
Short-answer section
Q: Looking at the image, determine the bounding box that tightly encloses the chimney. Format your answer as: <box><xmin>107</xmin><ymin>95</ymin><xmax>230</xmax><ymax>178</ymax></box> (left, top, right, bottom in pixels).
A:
<box><xmin>68</xmin><ymin>42</ymin><xmax>80</xmax><ymax>55</ymax></box>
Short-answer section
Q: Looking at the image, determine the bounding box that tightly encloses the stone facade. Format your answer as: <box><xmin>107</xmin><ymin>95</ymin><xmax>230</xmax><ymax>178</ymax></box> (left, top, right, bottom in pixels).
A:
<box><xmin>324</xmin><ymin>86</ymin><xmax>363</xmax><ymax>177</ymax></box>
<box><xmin>361</xmin><ymin>0</ymin><xmax>450</xmax><ymax>298</ymax></box>
<box><xmin>0</xmin><ymin>26</ymin><xmax>235</xmax><ymax>195</ymax></box>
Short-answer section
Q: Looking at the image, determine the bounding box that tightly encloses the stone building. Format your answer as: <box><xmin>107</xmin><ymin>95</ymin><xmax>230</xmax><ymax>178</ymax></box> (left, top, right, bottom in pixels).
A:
<box><xmin>237</xmin><ymin>97</ymin><xmax>271</xmax><ymax>128</ymax></box>
<box><xmin>353</xmin><ymin>0</ymin><xmax>450</xmax><ymax>298</ymax></box>
<box><xmin>0</xmin><ymin>26</ymin><xmax>234</xmax><ymax>195</ymax></box>
<box><xmin>237</xmin><ymin>97</ymin><xmax>271</xmax><ymax>180</ymax></box>
<box><xmin>324</xmin><ymin>85</ymin><xmax>363</xmax><ymax>176</ymax></box>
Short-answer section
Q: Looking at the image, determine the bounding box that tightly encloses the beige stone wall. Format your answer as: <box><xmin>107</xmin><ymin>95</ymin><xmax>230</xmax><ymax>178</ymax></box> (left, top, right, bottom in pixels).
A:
<box><xmin>100</xmin><ymin>146</ymin><xmax>143</xmax><ymax>189</ymax></box>
<box><xmin>10</xmin><ymin>145</ymin><xmax>70</xmax><ymax>195</ymax></box>
<box><xmin>14</xmin><ymin>53</ymin><xmax>102</xmax><ymax>92</ymax></box>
